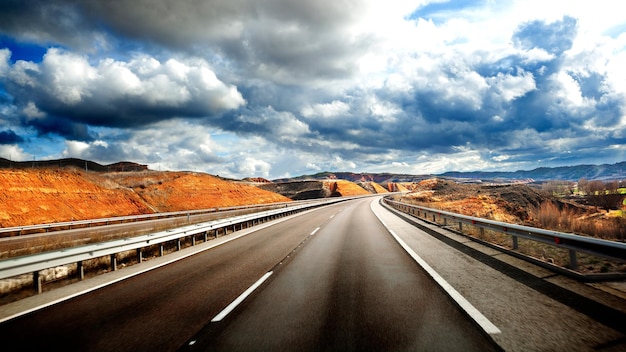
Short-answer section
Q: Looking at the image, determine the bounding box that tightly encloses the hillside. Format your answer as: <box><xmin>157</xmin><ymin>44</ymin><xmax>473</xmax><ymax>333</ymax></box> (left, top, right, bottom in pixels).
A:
<box><xmin>0</xmin><ymin>169</ymin><xmax>153</xmax><ymax>227</ymax></box>
<box><xmin>401</xmin><ymin>178</ymin><xmax>625</xmax><ymax>240</ymax></box>
<box><xmin>257</xmin><ymin>180</ymin><xmax>372</xmax><ymax>200</ymax></box>
<box><xmin>106</xmin><ymin>171</ymin><xmax>292</xmax><ymax>212</ymax></box>
<box><xmin>0</xmin><ymin>169</ymin><xmax>291</xmax><ymax>227</ymax></box>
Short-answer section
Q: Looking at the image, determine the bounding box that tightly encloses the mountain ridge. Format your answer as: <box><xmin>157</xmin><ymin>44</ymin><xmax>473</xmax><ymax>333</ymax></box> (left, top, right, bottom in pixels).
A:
<box><xmin>276</xmin><ymin>161</ymin><xmax>626</xmax><ymax>182</ymax></box>
<box><xmin>1</xmin><ymin>157</ymin><xmax>624</xmax><ymax>181</ymax></box>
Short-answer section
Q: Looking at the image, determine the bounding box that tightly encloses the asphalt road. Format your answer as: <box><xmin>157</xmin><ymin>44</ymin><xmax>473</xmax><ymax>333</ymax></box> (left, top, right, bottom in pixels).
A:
<box><xmin>0</xmin><ymin>197</ymin><xmax>499</xmax><ymax>351</ymax></box>
<box><xmin>183</xmin><ymin>197</ymin><xmax>500</xmax><ymax>351</ymax></box>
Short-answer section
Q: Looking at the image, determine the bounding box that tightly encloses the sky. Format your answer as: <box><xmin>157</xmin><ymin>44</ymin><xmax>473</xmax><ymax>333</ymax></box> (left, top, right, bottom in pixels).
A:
<box><xmin>0</xmin><ymin>0</ymin><xmax>625</xmax><ymax>179</ymax></box>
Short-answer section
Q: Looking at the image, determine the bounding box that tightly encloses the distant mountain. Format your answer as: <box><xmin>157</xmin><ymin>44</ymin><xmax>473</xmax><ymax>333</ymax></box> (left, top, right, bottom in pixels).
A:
<box><xmin>0</xmin><ymin>158</ymin><xmax>148</xmax><ymax>172</ymax></box>
<box><xmin>277</xmin><ymin>161</ymin><xmax>626</xmax><ymax>183</ymax></box>
<box><xmin>273</xmin><ymin>171</ymin><xmax>431</xmax><ymax>183</ymax></box>
<box><xmin>439</xmin><ymin>161</ymin><xmax>626</xmax><ymax>181</ymax></box>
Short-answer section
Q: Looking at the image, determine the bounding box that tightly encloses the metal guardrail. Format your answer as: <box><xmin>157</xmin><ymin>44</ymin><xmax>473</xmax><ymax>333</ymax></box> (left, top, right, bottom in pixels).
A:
<box><xmin>0</xmin><ymin>198</ymin><xmax>347</xmax><ymax>293</ymax></box>
<box><xmin>0</xmin><ymin>202</ymin><xmax>296</xmax><ymax>236</ymax></box>
<box><xmin>383</xmin><ymin>197</ymin><xmax>626</xmax><ymax>278</ymax></box>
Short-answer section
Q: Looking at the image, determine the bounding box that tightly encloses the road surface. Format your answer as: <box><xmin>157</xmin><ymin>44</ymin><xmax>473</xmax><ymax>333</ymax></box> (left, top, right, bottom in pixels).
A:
<box><xmin>0</xmin><ymin>197</ymin><xmax>499</xmax><ymax>351</ymax></box>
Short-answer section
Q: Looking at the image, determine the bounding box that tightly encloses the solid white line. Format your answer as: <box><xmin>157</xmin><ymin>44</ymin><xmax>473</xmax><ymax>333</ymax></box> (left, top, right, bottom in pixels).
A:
<box><xmin>211</xmin><ymin>271</ymin><xmax>273</xmax><ymax>322</ymax></box>
<box><xmin>311</xmin><ymin>227</ymin><xmax>320</xmax><ymax>235</ymax></box>
<box><xmin>371</xmin><ymin>200</ymin><xmax>501</xmax><ymax>335</ymax></box>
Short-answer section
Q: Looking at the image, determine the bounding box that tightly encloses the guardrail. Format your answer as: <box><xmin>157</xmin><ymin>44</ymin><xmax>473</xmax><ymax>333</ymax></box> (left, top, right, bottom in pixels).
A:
<box><xmin>0</xmin><ymin>198</ymin><xmax>347</xmax><ymax>294</ymax></box>
<box><xmin>383</xmin><ymin>196</ymin><xmax>626</xmax><ymax>280</ymax></box>
<box><xmin>0</xmin><ymin>202</ymin><xmax>296</xmax><ymax>237</ymax></box>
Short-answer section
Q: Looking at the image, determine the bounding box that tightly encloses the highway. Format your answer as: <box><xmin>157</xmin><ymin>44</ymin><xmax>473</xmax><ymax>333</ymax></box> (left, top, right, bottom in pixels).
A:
<box><xmin>1</xmin><ymin>196</ymin><xmax>625</xmax><ymax>351</ymax></box>
<box><xmin>0</xmin><ymin>197</ymin><xmax>499</xmax><ymax>351</ymax></box>
<box><xmin>182</xmin><ymin>197</ymin><xmax>499</xmax><ymax>351</ymax></box>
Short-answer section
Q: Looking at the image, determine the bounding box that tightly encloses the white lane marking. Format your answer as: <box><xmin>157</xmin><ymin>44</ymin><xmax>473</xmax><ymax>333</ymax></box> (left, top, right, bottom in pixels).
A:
<box><xmin>311</xmin><ymin>227</ymin><xmax>320</xmax><ymax>235</ymax></box>
<box><xmin>330</xmin><ymin>215</ymin><xmax>334</xmax><ymax>219</ymax></box>
<box><xmin>370</xmin><ymin>200</ymin><xmax>501</xmax><ymax>335</ymax></box>
<box><xmin>211</xmin><ymin>271</ymin><xmax>273</xmax><ymax>322</ymax></box>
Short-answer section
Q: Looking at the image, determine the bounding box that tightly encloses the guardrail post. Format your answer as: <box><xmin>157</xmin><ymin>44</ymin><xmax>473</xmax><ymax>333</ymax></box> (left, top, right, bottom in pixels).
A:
<box><xmin>569</xmin><ymin>250</ymin><xmax>578</xmax><ymax>270</ymax></box>
<box><xmin>77</xmin><ymin>261</ymin><xmax>84</xmax><ymax>280</ymax></box>
<box><xmin>192</xmin><ymin>235</ymin><xmax>196</xmax><ymax>246</ymax></box>
<box><xmin>204</xmin><ymin>231</ymin><xmax>208</xmax><ymax>242</ymax></box>
<box><xmin>459</xmin><ymin>222</ymin><xmax>463</xmax><ymax>232</ymax></box>
<box><xmin>110</xmin><ymin>254</ymin><xmax>117</xmax><ymax>271</ymax></box>
<box><xmin>480</xmin><ymin>227</ymin><xmax>485</xmax><ymax>239</ymax></box>
<box><xmin>512</xmin><ymin>236</ymin><xmax>519</xmax><ymax>250</ymax></box>
<box><xmin>137</xmin><ymin>248</ymin><xmax>143</xmax><ymax>263</ymax></box>
<box><xmin>443</xmin><ymin>217</ymin><xmax>447</xmax><ymax>226</ymax></box>
<box><xmin>177</xmin><ymin>239</ymin><xmax>182</xmax><ymax>251</ymax></box>
<box><xmin>33</xmin><ymin>271</ymin><xmax>42</xmax><ymax>294</ymax></box>
<box><xmin>159</xmin><ymin>244</ymin><xmax>164</xmax><ymax>257</ymax></box>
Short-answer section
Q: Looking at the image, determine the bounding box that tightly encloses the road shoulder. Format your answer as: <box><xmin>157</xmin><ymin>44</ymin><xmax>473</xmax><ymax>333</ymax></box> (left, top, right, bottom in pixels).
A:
<box><xmin>371</xmin><ymin>197</ymin><xmax>626</xmax><ymax>352</ymax></box>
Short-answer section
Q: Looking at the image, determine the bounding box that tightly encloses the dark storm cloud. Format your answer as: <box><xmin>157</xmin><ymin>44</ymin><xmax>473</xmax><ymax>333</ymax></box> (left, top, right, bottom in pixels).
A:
<box><xmin>26</xmin><ymin>116</ymin><xmax>93</xmax><ymax>141</ymax></box>
<box><xmin>0</xmin><ymin>0</ymin><xmax>98</xmax><ymax>50</ymax></box>
<box><xmin>0</xmin><ymin>129</ymin><xmax>23</xmax><ymax>144</ymax></box>
<box><xmin>24</xmin><ymin>0</ymin><xmax>373</xmax><ymax>82</ymax></box>
<box><xmin>0</xmin><ymin>0</ymin><xmax>371</xmax><ymax>140</ymax></box>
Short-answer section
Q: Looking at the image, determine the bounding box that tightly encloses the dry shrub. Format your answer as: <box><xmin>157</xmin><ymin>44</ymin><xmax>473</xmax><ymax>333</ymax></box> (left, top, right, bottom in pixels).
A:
<box><xmin>532</xmin><ymin>201</ymin><xmax>626</xmax><ymax>241</ymax></box>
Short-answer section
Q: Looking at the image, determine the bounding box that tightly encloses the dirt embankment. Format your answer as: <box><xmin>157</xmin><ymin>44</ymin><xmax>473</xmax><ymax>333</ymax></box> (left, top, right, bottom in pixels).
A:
<box><xmin>402</xmin><ymin>179</ymin><xmax>585</xmax><ymax>225</ymax></box>
<box><xmin>357</xmin><ymin>181</ymin><xmax>389</xmax><ymax>194</ymax></box>
<box><xmin>0</xmin><ymin>169</ymin><xmax>153</xmax><ymax>227</ymax></box>
<box><xmin>107</xmin><ymin>171</ymin><xmax>291</xmax><ymax>212</ymax></box>
<box><xmin>330</xmin><ymin>180</ymin><xmax>373</xmax><ymax>197</ymax></box>
<box><xmin>0</xmin><ymin>169</ymin><xmax>291</xmax><ymax>227</ymax></box>
<box><xmin>258</xmin><ymin>179</ymin><xmax>373</xmax><ymax>200</ymax></box>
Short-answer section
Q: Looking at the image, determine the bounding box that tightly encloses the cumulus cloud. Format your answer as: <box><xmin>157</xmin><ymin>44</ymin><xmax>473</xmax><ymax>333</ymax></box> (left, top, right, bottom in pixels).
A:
<box><xmin>0</xmin><ymin>48</ymin><xmax>245</xmax><ymax>139</ymax></box>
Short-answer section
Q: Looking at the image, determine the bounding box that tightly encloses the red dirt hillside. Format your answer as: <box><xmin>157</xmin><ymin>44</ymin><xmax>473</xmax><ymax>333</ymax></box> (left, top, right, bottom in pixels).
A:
<box><xmin>107</xmin><ymin>171</ymin><xmax>291</xmax><ymax>212</ymax></box>
<box><xmin>327</xmin><ymin>180</ymin><xmax>372</xmax><ymax>196</ymax></box>
<box><xmin>0</xmin><ymin>169</ymin><xmax>152</xmax><ymax>227</ymax></box>
<box><xmin>0</xmin><ymin>169</ymin><xmax>292</xmax><ymax>228</ymax></box>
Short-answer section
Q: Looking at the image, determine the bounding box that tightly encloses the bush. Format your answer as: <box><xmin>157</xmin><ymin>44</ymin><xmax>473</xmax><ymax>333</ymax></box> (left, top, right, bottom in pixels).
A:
<box><xmin>532</xmin><ymin>201</ymin><xmax>625</xmax><ymax>241</ymax></box>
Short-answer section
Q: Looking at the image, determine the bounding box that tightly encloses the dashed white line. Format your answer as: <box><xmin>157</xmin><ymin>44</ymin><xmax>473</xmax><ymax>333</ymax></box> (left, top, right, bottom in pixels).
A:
<box><xmin>211</xmin><ymin>271</ymin><xmax>273</xmax><ymax>322</ymax></box>
<box><xmin>311</xmin><ymin>227</ymin><xmax>320</xmax><ymax>235</ymax></box>
<box><xmin>371</xmin><ymin>200</ymin><xmax>501</xmax><ymax>335</ymax></box>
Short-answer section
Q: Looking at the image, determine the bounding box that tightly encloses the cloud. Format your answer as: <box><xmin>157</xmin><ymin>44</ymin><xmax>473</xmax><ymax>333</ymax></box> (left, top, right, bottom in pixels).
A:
<box><xmin>0</xmin><ymin>1</ymin><xmax>625</xmax><ymax>178</ymax></box>
<box><xmin>0</xmin><ymin>48</ymin><xmax>245</xmax><ymax>140</ymax></box>
<box><xmin>0</xmin><ymin>129</ymin><xmax>23</xmax><ymax>144</ymax></box>
<box><xmin>512</xmin><ymin>16</ymin><xmax>578</xmax><ymax>55</ymax></box>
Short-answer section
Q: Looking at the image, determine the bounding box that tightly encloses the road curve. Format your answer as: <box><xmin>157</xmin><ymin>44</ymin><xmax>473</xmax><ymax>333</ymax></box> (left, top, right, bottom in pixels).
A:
<box><xmin>182</xmin><ymin>197</ymin><xmax>500</xmax><ymax>351</ymax></box>
<box><xmin>0</xmin><ymin>197</ymin><xmax>500</xmax><ymax>351</ymax></box>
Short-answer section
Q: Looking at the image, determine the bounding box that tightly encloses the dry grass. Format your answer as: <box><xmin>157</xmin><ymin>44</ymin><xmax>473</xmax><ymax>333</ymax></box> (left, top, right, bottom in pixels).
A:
<box><xmin>531</xmin><ymin>201</ymin><xmax>626</xmax><ymax>241</ymax></box>
<box><xmin>397</xmin><ymin>185</ymin><xmax>626</xmax><ymax>275</ymax></box>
